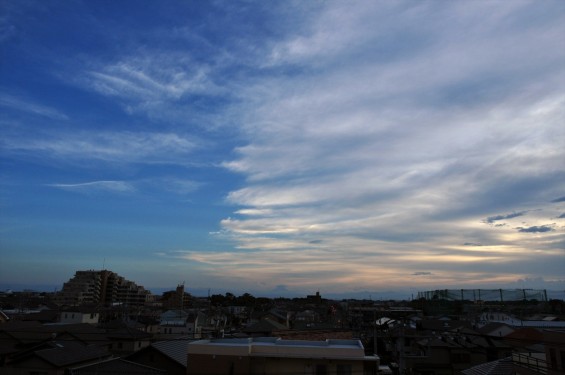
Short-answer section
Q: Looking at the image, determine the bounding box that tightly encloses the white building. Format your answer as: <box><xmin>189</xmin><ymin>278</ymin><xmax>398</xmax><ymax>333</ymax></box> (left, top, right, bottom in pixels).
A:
<box><xmin>60</xmin><ymin>309</ymin><xmax>99</xmax><ymax>324</ymax></box>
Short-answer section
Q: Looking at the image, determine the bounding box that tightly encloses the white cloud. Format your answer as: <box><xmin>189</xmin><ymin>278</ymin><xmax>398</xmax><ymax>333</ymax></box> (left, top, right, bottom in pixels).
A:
<box><xmin>48</xmin><ymin>180</ymin><xmax>134</xmax><ymax>193</ymax></box>
<box><xmin>0</xmin><ymin>94</ymin><xmax>69</xmax><ymax>120</ymax></box>
<box><xmin>3</xmin><ymin>131</ymin><xmax>199</xmax><ymax>165</ymax></box>
<box><xmin>151</xmin><ymin>177</ymin><xmax>203</xmax><ymax>195</ymax></box>
<box><xmin>212</xmin><ymin>0</ymin><xmax>565</xmax><ymax>290</ymax></box>
<box><xmin>5</xmin><ymin>0</ymin><xmax>563</xmax><ymax>294</ymax></box>
<box><xmin>47</xmin><ymin>177</ymin><xmax>204</xmax><ymax>198</ymax></box>
<box><xmin>74</xmin><ymin>52</ymin><xmax>228</xmax><ymax>125</ymax></box>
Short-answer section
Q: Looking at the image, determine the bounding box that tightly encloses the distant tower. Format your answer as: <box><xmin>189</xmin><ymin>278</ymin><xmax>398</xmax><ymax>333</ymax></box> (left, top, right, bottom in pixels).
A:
<box><xmin>176</xmin><ymin>283</ymin><xmax>185</xmax><ymax>309</ymax></box>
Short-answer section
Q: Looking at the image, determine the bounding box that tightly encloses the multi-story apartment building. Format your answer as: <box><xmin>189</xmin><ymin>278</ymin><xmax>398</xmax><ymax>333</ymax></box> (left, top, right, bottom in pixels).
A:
<box><xmin>56</xmin><ymin>270</ymin><xmax>150</xmax><ymax>306</ymax></box>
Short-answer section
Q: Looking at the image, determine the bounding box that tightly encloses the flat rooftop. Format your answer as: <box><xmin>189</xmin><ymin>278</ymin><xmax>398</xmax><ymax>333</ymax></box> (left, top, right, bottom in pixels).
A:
<box><xmin>188</xmin><ymin>337</ymin><xmax>378</xmax><ymax>361</ymax></box>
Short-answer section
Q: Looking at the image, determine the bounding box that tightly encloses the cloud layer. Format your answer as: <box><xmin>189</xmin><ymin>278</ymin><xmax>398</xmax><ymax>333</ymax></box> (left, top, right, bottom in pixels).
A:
<box><xmin>1</xmin><ymin>0</ymin><xmax>563</xmax><ymax>294</ymax></box>
<box><xmin>213</xmin><ymin>1</ymin><xmax>565</xmax><ymax>292</ymax></box>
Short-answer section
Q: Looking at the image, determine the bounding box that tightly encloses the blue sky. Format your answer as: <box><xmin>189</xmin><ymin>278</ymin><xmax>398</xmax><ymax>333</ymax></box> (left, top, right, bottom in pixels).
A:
<box><xmin>1</xmin><ymin>0</ymin><xmax>564</xmax><ymax>298</ymax></box>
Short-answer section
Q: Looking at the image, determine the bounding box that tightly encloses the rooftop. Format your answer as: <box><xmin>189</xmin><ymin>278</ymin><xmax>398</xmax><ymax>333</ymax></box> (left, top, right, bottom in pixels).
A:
<box><xmin>188</xmin><ymin>337</ymin><xmax>378</xmax><ymax>361</ymax></box>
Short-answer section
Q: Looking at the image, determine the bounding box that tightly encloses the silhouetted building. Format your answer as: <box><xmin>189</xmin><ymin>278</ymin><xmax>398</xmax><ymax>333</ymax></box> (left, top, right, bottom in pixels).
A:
<box><xmin>161</xmin><ymin>284</ymin><xmax>191</xmax><ymax>310</ymax></box>
<box><xmin>55</xmin><ymin>270</ymin><xmax>150</xmax><ymax>306</ymax></box>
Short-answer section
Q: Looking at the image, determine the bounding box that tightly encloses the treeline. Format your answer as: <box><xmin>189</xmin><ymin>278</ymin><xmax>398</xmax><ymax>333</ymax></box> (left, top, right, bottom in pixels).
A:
<box><xmin>209</xmin><ymin>292</ymin><xmax>273</xmax><ymax>309</ymax></box>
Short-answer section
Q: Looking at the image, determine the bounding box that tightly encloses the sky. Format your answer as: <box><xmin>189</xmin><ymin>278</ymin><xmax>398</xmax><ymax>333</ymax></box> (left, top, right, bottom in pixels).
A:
<box><xmin>1</xmin><ymin>0</ymin><xmax>564</xmax><ymax>299</ymax></box>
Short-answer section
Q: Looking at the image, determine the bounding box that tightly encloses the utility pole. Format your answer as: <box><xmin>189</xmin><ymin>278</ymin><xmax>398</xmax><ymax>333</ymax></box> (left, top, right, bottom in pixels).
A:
<box><xmin>373</xmin><ymin>308</ymin><xmax>377</xmax><ymax>356</ymax></box>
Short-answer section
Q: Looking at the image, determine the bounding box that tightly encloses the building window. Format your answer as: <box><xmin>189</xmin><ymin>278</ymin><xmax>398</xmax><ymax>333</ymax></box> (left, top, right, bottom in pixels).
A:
<box><xmin>337</xmin><ymin>364</ymin><xmax>352</xmax><ymax>375</ymax></box>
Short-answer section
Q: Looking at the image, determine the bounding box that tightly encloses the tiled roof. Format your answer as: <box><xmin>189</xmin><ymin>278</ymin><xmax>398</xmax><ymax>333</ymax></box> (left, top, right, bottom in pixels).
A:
<box><xmin>244</xmin><ymin>318</ymin><xmax>287</xmax><ymax>333</ymax></box>
<box><xmin>34</xmin><ymin>341</ymin><xmax>111</xmax><ymax>367</ymax></box>
<box><xmin>461</xmin><ymin>356</ymin><xmax>513</xmax><ymax>375</ymax></box>
<box><xmin>99</xmin><ymin>320</ymin><xmax>145</xmax><ymax>330</ymax></box>
<box><xmin>69</xmin><ymin>358</ymin><xmax>166</xmax><ymax>374</ymax></box>
<box><xmin>504</xmin><ymin>327</ymin><xmax>543</xmax><ymax>344</ymax></box>
<box><xmin>478</xmin><ymin>322</ymin><xmax>512</xmax><ymax>335</ymax></box>
<box><xmin>151</xmin><ymin>339</ymin><xmax>192</xmax><ymax>367</ymax></box>
<box><xmin>61</xmin><ymin>306</ymin><xmax>99</xmax><ymax>313</ymax></box>
<box><xmin>419</xmin><ymin>319</ymin><xmax>472</xmax><ymax>332</ymax></box>
<box><xmin>45</xmin><ymin>323</ymin><xmax>110</xmax><ymax>345</ymax></box>
<box><xmin>105</xmin><ymin>327</ymin><xmax>151</xmax><ymax>340</ymax></box>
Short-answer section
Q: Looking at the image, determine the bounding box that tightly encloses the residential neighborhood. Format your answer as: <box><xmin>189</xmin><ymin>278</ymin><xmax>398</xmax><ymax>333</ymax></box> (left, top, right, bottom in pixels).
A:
<box><xmin>1</xmin><ymin>270</ymin><xmax>564</xmax><ymax>374</ymax></box>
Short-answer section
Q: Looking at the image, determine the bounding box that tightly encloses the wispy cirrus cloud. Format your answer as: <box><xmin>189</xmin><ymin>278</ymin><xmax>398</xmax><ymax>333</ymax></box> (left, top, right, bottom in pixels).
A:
<box><xmin>85</xmin><ymin>57</ymin><xmax>217</xmax><ymax>100</ymax></box>
<box><xmin>0</xmin><ymin>94</ymin><xmax>69</xmax><ymax>120</ymax></box>
<box><xmin>72</xmin><ymin>52</ymin><xmax>230</xmax><ymax>127</ymax></box>
<box><xmin>211</xmin><ymin>0</ymin><xmax>565</xmax><ymax>291</ymax></box>
<box><xmin>3</xmin><ymin>0</ymin><xmax>564</xmax><ymax>294</ymax></box>
<box><xmin>47</xmin><ymin>177</ymin><xmax>202</xmax><ymax>197</ymax></box>
<box><xmin>161</xmin><ymin>178</ymin><xmax>202</xmax><ymax>195</ymax></box>
<box><xmin>2</xmin><ymin>131</ymin><xmax>199</xmax><ymax>165</ymax></box>
<box><xmin>48</xmin><ymin>180</ymin><xmax>134</xmax><ymax>193</ymax></box>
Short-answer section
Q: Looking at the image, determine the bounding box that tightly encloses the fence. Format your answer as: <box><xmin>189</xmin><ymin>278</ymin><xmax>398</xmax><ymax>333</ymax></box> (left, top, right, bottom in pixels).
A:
<box><xmin>417</xmin><ymin>289</ymin><xmax>547</xmax><ymax>302</ymax></box>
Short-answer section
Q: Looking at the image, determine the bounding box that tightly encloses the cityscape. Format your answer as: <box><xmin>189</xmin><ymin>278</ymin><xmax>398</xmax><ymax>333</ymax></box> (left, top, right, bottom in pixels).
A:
<box><xmin>1</xmin><ymin>0</ymin><xmax>565</xmax><ymax>374</ymax></box>
<box><xmin>1</xmin><ymin>268</ymin><xmax>565</xmax><ymax>374</ymax></box>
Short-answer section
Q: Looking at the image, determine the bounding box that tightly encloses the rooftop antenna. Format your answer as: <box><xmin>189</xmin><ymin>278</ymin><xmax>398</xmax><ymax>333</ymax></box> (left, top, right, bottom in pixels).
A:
<box><xmin>102</xmin><ymin>258</ymin><xmax>106</xmax><ymax>270</ymax></box>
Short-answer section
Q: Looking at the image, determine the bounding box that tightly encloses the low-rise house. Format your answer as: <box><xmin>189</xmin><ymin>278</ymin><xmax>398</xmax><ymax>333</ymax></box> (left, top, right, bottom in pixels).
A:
<box><xmin>403</xmin><ymin>334</ymin><xmax>485</xmax><ymax>375</ymax></box>
<box><xmin>187</xmin><ymin>337</ymin><xmax>379</xmax><ymax>375</ymax></box>
<box><xmin>227</xmin><ymin>305</ymin><xmax>247</xmax><ymax>315</ymax></box>
<box><xmin>137</xmin><ymin>316</ymin><xmax>161</xmax><ymax>334</ymax></box>
<box><xmin>295</xmin><ymin>309</ymin><xmax>319</xmax><ymax>324</ymax></box>
<box><xmin>105</xmin><ymin>326</ymin><xmax>152</xmax><ymax>354</ymax></box>
<box><xmin>478</xmin><ymin>322</ymin><xmax>515</xmax><ymax>338</ymax></box>
<box><xmin>45</xmin><ymin>323</ymin><xmax>111</xmax><ymax>349</ymax></box>
<box><xmin>243</xmin><ymin>318</ymin><xmax>287</xmax><ymax>337</ymax></box>
<box><xmin>127</xmin><ymin>338</ymin><xmax>192</xmax><ymax>375</ymax></box>
<box><xmin>159</xmin><ymin>309</ymin><xmax>203</xmax><ymax>338</ymax></box>
<box><xmin>387</xmin><ymin>321</ymin><xmax>512</xmax><ymax>375</ymax></box>
<box><xmin>14</xmin><ymin>309</ymin><xmax>59</xmax><ymax>323</ymax></box>
<box><xmin>1</xmin><ymin>340</ymin><xmax>112</xmax><ymax>375</ymax></box>
<box><xmin>479</xmin><ymin>312</ymin><xmax>565</xmax><ymax>329</ymax></box>
<box><xmin>503</xmin><ymin>327</ymin><xmax>544</xmax><ymax>350</ymax></box>
<box><xmin>0</xmin><ymin>322</ymin><xmax>111</xmax><ymax>354</ymax></box>
<box><xmin>60</xmin><ymin>307</ymin><xmax>99</xmax><ymax>324</ymax></box>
